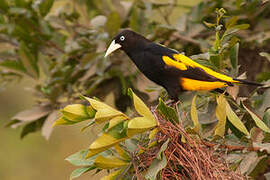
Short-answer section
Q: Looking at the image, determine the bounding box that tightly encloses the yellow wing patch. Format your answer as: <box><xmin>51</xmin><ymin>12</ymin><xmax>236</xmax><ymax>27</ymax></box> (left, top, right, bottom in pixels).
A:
<box><xmin>173</xmin><ymin>54</ymin><xmax>239</xmax><ymax>83</ymax></box>
<box><xmin>162</xmin><ymin>54</ymin><xmax>239</xmax><ymax>83</ymax></box>
<box><xmin>162</xmin><ymin>56</ymin><xmax>187</xmax><ymax>70</ymax></box>
<box><xmin>181</xmin><ymin>78</ymin><xmax>228</xmax><ymax>91</ymax></box>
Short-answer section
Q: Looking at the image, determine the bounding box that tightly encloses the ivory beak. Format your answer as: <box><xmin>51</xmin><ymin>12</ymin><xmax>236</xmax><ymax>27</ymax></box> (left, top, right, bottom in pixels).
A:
<box><xmin>104</xmin><ymin>40</ymin><xmax>122</xmax><ymax>57</ymax></box>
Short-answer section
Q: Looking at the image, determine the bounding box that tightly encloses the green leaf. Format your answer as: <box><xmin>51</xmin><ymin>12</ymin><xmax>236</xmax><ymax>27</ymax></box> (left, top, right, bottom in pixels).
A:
<box><xmin>214</xmin><ymin>32</ymin><xmax>221</xmax><ymax>51</ymax></box>
<box><xmin>108</xmin><ymin>116</ymin><xmax>128</xmax><ymax>130</ymax></box>
<box><xmin>223</xmin><ymin>24</ymin><xmax>250</xmax><ymax>37</ymax></box>
<box><xmin>225</xmin><ymin>100</ymin><xmax>249</xmax><ymax>136</ymax></box>
<box><xmin>70</xmin><ymin>166</ymin><xmax>95</xmax><ymax>180</ymax></box>
<box><xmin>229</xmin><ymin>43</ymin><xmax>239</xmax><ymax>70</ymax></box>
<box><xmin>243</xmin><ymin>103</ymin><xmax>270</xmax><ymax>133</ymax></box>
<box><xmin>20</xmin><ymin>118</ymin><xmax>45</xmax><ymax>139</ymax></box>
<box><xmin>249</xmin><ymin>155</ymin><xmax>268</xmax><ymax>178</ymax></box>
<box><xmin>157</xmin><ymin>139</ymin><xmax>170</xmax><ymax>160</ymax></box>
<box><xmin>263</xmin><ymin>109</ymin><xmax>270</xmax><ymax>128</ymax></box>
<box><xmin>145</xmin><ymin>139</ymin><xmax>169</xmax><ymax>179</ymax></box>
<box><xmin>66</xmin><ymin>150</ymin><xmax>95</xmax><ymax>166</ymax></box>
<box><xmin>225</xmin><ymin>16</ymin><xmax>238</xmax><ymax>29</ymax></box>
<box><xmin>0</xmin><ymin>0</ymin><xmax>8</xmax><ymax>12</ymax></box>
<box><xmin>157</xmin><ymin>98</ymin><xmax>178</xmax><ymax>124</ymax></box>
<box><xmin>145</xmin><ymin>152</ymin><xmax>167</xmax><ymax>180</ymax></box>
<box><xmin>39</xmin><ymin>0</ymin><xmax>54</xmax><ymax>17</ymax></box>
<box><xmin>0</xmin><ymin>59</ymin><xmax>27</xmax><ymax>75</ymax></box>
<box><xmin>209</xmin><ymin>53</ymin><xmax>221</xmax><ymax>68</ymax></box>
<box><xmin>190</xmin><ymin>95</ymin><xmax>200</xmax><ymax>134</ymax></box>
<box><xmin>86</xmin><ymin>106</ymin><xmax>96</xmax><ymax>118</ymax></box>
<box><xmin>107</xmin><ymin>121</ymin><xmax>127</xmax><ymax>139</ymax></box>
<box><xmin>18</xmin><ymin>41</ymin><xmax>39</xmax><ymax>78</ymax></box>
<box><xmin>214</xmin><ymin>95</ymin><xmax>227</xmax><ymax>137</ymax></box>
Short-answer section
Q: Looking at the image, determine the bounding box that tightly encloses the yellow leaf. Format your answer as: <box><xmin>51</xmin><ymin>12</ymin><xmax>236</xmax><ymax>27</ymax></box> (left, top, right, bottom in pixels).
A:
<box><xmin>53</xmin><ymin>117</ymin><xmax>74</xmax><ymax>126</ymax></box>
<box><xmin>94</xmin><ymin>155</ymin><xmax>128</xmax><ymax>169</ymax></box>
<box><xmin>129</xmin><ymin>89</ymin><xmax>156</xmax><ymax>122</ymax></box>
<box><xmin>108</xmin><ymin>116</ymin><xmax>128</xmax><ymax>130</ymax></box>
<box><xmin>127</xmin><ymin>117</ymin><xmax>157</xmax><ymax>137</ymax></box>
<box><xmin>90</xmin><ymin>133</ymin><xmax>125</xmax><ymax>150</ymax></box>
<box><xmin>85</xmin><ymin>149</ymin><xmax>103</xmax><ymax>159</ymax></box>
<box><xmin>148</xmin><ymin>141</ymin><xmax>157</xmax><ymax>148</ymax></box>
<box><xmin>114</xmin><ymin>144</ymin><xmax>130</xmax><ymax>160</ymax></box>
<box><xmin>243</xmin><ymin>103</ymin><xmax>270</xmax><ymax>133</ymax></box>
<box><xmin>181</xmin><ymin>135</ymin><xmax>186</xmax><ymax>143</ymax></box>
<box><xmin>86</xmin><ymin>134</ymin><xmax>126</xmax><ymax>158</ymax></box>
<box><xmin>84</xmin><ymin>97</ymin><xmax>128</xmax><ymax>123</ymax></box>
<box><xmin>138</xmin><ymin>149</ymin><xmax>144</xmax><ymax>155</ymax></box>
<box><xmin>190</xmin><ymin>95</ymin><xmax>200</xmax><ymax>133</ymax></box>
<box><xmin>149</xmin><ymin>128</ymin><xmax>159</xmax><ymax>140</ymax></box>
<box><xmin>62</xmin><ymin>104</ymin><xmax>89</xmax><ymax>121</ymax></box>
<box><xmin>101</xmin><ymin>169</ymin><xmax>123</xmax><ymax>180</ymax></box>
<box><xmin>214</xmin><ymin>95</ymin><xmax>227</xmax><ymax>137</ymax></box>
<box><xmin>225</xmin><ymin>100</ymin><xmax>250</xmax><ymax>136</ymax></box>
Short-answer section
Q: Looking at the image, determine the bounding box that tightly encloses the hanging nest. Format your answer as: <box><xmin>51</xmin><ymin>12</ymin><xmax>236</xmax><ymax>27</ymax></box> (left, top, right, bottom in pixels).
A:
<box><xmin>135</xmin><ymin>110</ymin><xmax>245</xmax><ymax>180</ymax></box>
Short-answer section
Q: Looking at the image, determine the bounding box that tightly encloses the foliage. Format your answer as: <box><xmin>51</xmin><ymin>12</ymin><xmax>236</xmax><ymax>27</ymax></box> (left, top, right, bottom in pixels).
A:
<box><xmin>1</xmin><ymin>0</ymin><xmax>270</xmax><ymax>179</ymax></box>
<box><xmin>58</xmin><ymin>89</ymin><xmax>157</xmax><ymax>179</ymax></box>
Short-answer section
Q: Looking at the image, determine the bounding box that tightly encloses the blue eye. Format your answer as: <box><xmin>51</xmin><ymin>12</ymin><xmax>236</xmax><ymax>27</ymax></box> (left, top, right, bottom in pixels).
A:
<box><xmin>120</xmin><ymin>36</ymin><xmax>125</xmax><ymax>41</ymax></box>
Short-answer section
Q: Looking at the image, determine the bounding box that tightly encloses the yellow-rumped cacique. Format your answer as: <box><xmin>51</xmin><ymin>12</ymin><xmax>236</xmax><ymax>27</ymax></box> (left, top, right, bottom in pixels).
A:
<box><xmin>105</xmin><ymin>29</ymin><xmax>262</xmax><ymax>101</ymax></box>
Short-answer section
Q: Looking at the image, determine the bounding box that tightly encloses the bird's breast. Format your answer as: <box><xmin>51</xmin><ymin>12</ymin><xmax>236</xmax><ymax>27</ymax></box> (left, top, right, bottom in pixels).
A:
<box><xmin>127</xmin><ymin>52</ymin><xmax>166</xmax><ymax>84</ymax></box>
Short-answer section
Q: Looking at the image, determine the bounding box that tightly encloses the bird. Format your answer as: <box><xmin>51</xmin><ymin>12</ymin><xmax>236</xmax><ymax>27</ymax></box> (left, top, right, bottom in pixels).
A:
<box><xmin>104</xmin><ymin>29</ymin><xmax>262</xmax><ymax>101</ymax></box>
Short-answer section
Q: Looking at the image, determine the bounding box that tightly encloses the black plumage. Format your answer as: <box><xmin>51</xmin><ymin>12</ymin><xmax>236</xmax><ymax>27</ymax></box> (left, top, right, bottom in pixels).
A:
<box><xmin>105</xmin><ymin>29</ymin><xmax>262</xmax><ymax>101</ymax></box>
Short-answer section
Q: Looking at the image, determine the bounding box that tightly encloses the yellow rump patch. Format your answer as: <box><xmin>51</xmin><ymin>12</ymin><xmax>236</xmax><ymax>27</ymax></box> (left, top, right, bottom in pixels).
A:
<box><xmin>181</xmin><ymin>78</ymin><xmax>228</xmax><ymax>91</ymax></box>
<box><xmin>162</xmin><ymin>56</ymin><xmax>187</xmax><ymax>70</ymax></box>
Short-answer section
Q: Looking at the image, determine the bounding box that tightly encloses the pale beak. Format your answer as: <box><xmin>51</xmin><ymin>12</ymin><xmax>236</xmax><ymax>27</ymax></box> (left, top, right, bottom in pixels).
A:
<box><xmin>104</xmin><ymin>40</ymin><xmax>122</xmax><ymax>57</ymax></box>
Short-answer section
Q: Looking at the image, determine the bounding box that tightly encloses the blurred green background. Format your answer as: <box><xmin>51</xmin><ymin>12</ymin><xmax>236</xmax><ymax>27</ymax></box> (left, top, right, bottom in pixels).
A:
<box><xmin>0</xmin><ymin>0</ymin><xmax>270</xmax><ymax>179</ymax></box>
<box><xmin>0</xmin><ymin>79</ymin><xmax>104</xmax><ymax>179</ymax></box>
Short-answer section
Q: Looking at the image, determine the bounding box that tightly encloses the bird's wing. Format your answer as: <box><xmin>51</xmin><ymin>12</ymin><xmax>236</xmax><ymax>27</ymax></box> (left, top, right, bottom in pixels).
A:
<box><xmin>162</xmin><ymin>54</ymin><xmax>239</xmax><ymax>91</ymax></box>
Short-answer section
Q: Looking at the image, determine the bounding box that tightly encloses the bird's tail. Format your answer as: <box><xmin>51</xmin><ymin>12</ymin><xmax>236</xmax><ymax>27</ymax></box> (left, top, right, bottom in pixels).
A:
<box><xmin>233</xmin><ymin>78</ymin><xmax>263</xmax><ymax>86</ymax></box>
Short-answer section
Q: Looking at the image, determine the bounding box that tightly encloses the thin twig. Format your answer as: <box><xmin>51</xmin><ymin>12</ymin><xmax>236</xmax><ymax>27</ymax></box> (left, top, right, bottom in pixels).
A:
<box><xmin>132</xmin><ymin>152</ymin><xmax>144</xmax><ymax>180</ymax></box>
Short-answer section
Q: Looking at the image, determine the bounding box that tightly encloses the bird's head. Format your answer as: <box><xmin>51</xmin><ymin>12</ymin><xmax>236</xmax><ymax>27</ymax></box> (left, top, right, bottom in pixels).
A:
<box><xmin>104</xmin><ymin>29</ymin><xmax>149</xmax><ymax>57</ymax></box>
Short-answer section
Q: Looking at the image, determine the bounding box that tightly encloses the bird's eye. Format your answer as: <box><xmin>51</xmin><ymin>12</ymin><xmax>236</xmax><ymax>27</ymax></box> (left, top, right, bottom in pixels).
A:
<box><xmin>120</xmin><ymin>36</ymin><xmax>125</xmax><ymax>41</ymax></box>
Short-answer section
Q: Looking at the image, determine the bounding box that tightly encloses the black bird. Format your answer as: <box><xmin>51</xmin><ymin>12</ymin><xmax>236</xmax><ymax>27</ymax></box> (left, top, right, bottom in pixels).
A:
<box><xmin>105</xmin><ymin>29</ymin><xmax>262</xmax><ymax>101</ymax></box>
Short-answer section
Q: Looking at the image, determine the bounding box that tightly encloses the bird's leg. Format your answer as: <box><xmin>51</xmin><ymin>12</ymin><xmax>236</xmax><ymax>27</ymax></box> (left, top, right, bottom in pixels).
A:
<box><xmin>165</xmin><ymin>98</ymin><xmax>180</xmax><ymax>107</ymax></box>
<box><xmin>164</xmin><ymin>99</ymin><xmax>174</xmax><ymax>105</ymax></box>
